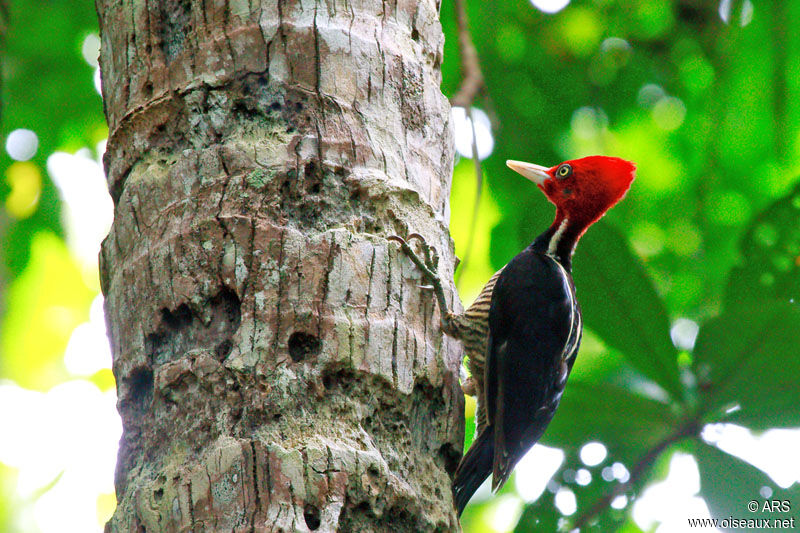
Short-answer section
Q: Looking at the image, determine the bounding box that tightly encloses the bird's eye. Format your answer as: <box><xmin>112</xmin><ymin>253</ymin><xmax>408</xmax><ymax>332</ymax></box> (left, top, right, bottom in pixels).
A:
<box><xmin>556</xmin><ymin>164</ymin><xmax>572</xmax><ymax>179</ymax></box>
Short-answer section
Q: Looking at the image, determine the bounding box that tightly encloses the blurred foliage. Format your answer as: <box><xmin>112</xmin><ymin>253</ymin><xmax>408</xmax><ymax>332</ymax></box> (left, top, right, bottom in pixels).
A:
<box><xmin>693</xmin><ymin>302</ymin><xmax>800</xmax><ymax>430</ymax></box>
<box><xmin>2</xmin><ymin>0</ymin><xmax>800</xmax><ymax>532</ymax></box>
<box><xmin>1</xmin><ymin>0</ymin><xmax>108</xmax><ymax>530</ymax></box>
<box><xmin>1</xmin><ymin>232</ymin><xmax>94</xmax><ymax>388</ymax></box>
<box><xmin>1</xmin><ymin>0</ymin><xmax>105</xmax><ymax>276</ymax></box>
<box><xmin>725</xmin><ymin>181</ymin><xmax>800</xmax><ymax>309</ymax></box>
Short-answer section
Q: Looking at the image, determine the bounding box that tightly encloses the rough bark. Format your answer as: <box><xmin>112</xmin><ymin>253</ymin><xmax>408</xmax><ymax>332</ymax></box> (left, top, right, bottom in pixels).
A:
<box><xmin>97</xmin><ymin>0</ymin><xmax>461</xmax><ymax>531</ymax></box>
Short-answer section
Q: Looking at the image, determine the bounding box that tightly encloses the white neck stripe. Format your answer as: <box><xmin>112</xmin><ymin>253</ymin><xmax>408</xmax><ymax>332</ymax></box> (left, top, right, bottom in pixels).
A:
<box><xmin>548</xmin><ymin>218</ymin><xmax>569</xmax><ymax>257</ymax></box>
<box><xmin>546</xmin><ymin>254</ymin><xmax>579</xmax><ymax>361</ymax></box>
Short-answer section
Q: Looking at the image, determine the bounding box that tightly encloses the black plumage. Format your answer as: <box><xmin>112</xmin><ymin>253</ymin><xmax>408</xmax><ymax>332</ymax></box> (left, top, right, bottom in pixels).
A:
<box><xmin>454</xmin><ymin>241</ymin><xmax>581</xmax><ymax>513</ymax></box>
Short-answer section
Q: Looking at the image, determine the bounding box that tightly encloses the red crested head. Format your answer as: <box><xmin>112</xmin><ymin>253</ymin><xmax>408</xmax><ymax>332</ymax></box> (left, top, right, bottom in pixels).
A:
<box><xmin>507</xmin><ymin>155</ymin><xmax>635</xmax><ymax>229</ymax></box>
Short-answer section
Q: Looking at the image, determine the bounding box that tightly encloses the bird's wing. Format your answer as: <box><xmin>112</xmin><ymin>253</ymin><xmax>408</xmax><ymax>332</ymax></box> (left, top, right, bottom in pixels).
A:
<box><xmin>487</xmin><ymin>250</ymin><xmax>580</xmax><ymax>490</ymax></box>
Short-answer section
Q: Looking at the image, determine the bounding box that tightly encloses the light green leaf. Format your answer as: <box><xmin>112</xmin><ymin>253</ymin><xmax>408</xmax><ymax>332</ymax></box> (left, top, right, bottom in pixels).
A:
<box><xmin>0</xmin><ymin>232</ymin><xmax>94</xmax><ymax>389</ymax></box>
<box><xmin>695</xmin><ymin>442</ymin><xmax>800</xmax><ymax>530</ymax></box>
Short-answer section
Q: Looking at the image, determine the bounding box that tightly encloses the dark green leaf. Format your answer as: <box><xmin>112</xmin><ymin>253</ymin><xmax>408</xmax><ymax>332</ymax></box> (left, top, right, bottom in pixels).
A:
<box><xmin>543</xmin><ymin>380</ymin><xmax>678</xmax><ymax>465</ymax></box>
<box><xmin>573</xmin><ymin>222</ymin><xmax>682</xmax><ymax>400</ymax></box>
<box><xmin>561</xmin><ymin>449</ymin><xmax>630</xmax><ymax>532</ymax></box>
<box><xmin>725</xmin><ymin>180</ymin><xmax>800</xmax><ymax>310</ymax></box>
<box><xmin>515</xmin><ymin>489</ymin><xmax>560</xmax><ymax>533</ymax></box>
<box><xmin>693</xmin><ymin>302</ymin><xmax>800</xmax><ymax>429</ymax></box>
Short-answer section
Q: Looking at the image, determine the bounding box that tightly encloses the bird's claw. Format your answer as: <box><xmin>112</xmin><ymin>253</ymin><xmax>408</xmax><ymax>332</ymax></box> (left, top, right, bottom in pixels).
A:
<box><xmin>386</xmin><ymin>235</ymin><xmax>407</xmax><ymax>246</ymax></box>
<box><xmin>388</xmin><ymin>232</ymin><xmax>449</xmax><ymax>311</ymax></box>
<box><xmin>406</xmin><ymin>232</ymin><xmax>427</xmax><ymax>245</ymax></box>
<box><xmin>387</xmin><ymin>233</ymin><xmax>439</xmax><ymax>276</ymax></box>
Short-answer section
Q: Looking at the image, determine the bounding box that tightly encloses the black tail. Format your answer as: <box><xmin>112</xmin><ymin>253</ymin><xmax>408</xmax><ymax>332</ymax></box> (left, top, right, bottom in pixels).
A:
<box><xmin>452</xmin><ymin>429</ymin><xmax>494</xmax><ymax>517</ymax></box>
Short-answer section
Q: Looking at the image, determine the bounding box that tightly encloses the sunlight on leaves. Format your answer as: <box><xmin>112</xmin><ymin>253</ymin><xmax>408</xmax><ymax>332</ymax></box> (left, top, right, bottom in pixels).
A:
<box><xmin>559</xmin><ymin>7</ymin><xmax>604</xmax><ymax>57</ymax></box>
<box><xmin>450</xmin><ymin>159</ymin><xmax>502</xmax><ymax>305</ymax></box>
<box><xmin>695</xmin><ymin>442</ymin><xmax>799</xmax><ymax>528</ymax></box>
<box><xmin>4</xmin><ymin>162</ymin><xmax>42</xmax><ymax>219</ymax></box>
<box><xmin>1</xmin><ymin>232</ymin><xmax>95</xmax><ymax>390</ymax></box>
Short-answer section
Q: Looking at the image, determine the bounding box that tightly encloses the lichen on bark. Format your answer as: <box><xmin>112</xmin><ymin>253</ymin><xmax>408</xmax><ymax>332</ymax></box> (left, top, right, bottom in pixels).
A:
<box><xmin>98</xmin><ymin>0</ymin><xmax>462</xmax><ymax>531</ymax></box>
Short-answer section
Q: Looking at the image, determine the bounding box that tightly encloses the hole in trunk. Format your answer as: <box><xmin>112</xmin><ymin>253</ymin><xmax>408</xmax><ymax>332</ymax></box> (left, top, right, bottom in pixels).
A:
<box><xmin>288</xmin><ymin>332</ymin><xmax>321</xmax><ymax>362</ymax></box>
<box><xmin>303</xmin><ymin>504</ymin><xmax>321</xmax><ymax>530</ymax></box>
<box><xmin>126</xmin><ymin>366</ymin><xmax>154</xmax><ymax>412</ymax></box>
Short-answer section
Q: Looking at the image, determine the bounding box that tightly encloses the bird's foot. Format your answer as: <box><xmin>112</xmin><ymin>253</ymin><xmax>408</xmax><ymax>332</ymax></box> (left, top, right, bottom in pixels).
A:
<box><xmin>388</xmin><ymin>233</ymin><xmax>452</xmax><ymax>330</ymax></box>
<box><xmin>441</xmin><ymin>311</ymin><xmax>460</xmax><ymax>338</ymax></box>
<box><xmin>387</xmin><ymin>233</ymin><xmax>439</xmax><ymax>279</ymax></box>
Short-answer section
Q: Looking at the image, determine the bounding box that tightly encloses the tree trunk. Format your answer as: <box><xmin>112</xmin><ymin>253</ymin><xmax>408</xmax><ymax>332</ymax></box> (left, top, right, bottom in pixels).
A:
<box><xmin>97</xmin><ymin>0</ymin><xmax>461</xmax><ymax>531</ymax></box>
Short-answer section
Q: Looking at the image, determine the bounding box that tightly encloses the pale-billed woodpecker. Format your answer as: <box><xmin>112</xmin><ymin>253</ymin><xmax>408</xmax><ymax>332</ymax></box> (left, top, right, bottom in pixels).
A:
<box><xmin>390</xmin><ymin>155</ymin><xmax>635</xmax><ymax>516</ymax></box>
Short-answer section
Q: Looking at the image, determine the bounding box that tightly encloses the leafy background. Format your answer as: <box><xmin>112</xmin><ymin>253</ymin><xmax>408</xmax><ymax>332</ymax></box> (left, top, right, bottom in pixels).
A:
<box><xmin>2</xmin><ymin>0</ymin><xmax>800</xmax><ymax>531</ymax></box>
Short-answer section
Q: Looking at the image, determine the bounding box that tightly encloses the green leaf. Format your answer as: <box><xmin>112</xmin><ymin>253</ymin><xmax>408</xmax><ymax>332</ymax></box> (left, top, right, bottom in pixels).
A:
<box><xmin>615</xmin><ymin>518</ymin><xmax>646</xmax><ymax>533</ymax></box>
<box><xmin>693</xmin><ymin>302</ymin><xmax>800</xmax><ymax>429</ymax></box>
<box><xmin>542</xmin><ymin>381</ymin><xmax>678</xmax><ymax>465</ymax></box>
<box><xmin>695</xmin><ymin>442</ymin><xmax>800</xmax><ymax>530</ymax></box>
<box><xmin>573</xmin><ymin>222</ymin><xmax>682</xmax><ymax>400</ymax></box>
<box><xmin>724</xmin><ymin>181</ymin><xmax>800</xmax><ymax>310</ymax></box>
<box><xmin>516</xmin><ymin>440</ymin><xmax>671</xmax><ymax>532</ymax></box>
<box><xmin>561</xmin><ymin>449</ymin><xmax>630</xmax><ymax>532</ymax></box>
<box><xmin>515</xmin><ymin>489</ymin><xmax>560</xmax><ymax>533</ymax></box>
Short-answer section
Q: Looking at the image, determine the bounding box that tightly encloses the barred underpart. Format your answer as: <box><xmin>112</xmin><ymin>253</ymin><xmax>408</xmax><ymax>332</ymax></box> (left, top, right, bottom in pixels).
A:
<box><xmin>447</xmin><ymin>267</ymin><xmax>504</xmax><ymax>433</ymax></box>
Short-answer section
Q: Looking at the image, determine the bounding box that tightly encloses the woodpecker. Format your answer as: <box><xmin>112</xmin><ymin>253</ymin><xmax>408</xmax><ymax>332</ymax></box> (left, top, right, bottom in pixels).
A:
<box><xmin>390</xmin><ymin>155</ymin><xmax>635</xmax><ymax>516</ymax></box>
